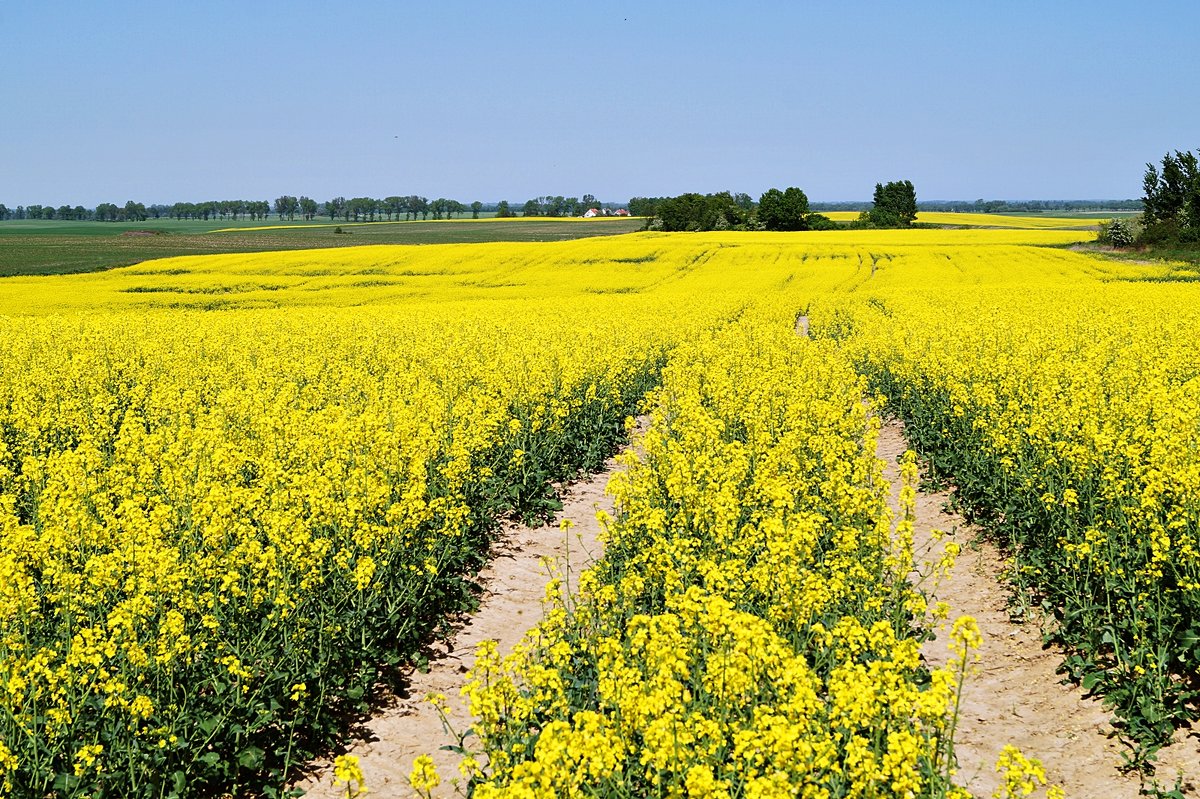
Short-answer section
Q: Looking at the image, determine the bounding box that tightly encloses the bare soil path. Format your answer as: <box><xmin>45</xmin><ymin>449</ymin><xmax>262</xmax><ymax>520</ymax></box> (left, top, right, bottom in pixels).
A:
<box><xmin>297</xmin><ymin>436</ymin><xmax>637</xmax><ymax>798</ymax></box>
<box><xmin>878</xmin><ymin>420</ymin><xmax>1199</xmax><ymax>797</ymax></box>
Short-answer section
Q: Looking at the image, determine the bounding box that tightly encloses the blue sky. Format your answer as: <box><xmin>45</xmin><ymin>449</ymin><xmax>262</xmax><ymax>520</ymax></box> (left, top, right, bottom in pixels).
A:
<box><xmin>2</xmin><ymin>1</ymin><xmax>1197</xmax><ymax>206</ymax></box>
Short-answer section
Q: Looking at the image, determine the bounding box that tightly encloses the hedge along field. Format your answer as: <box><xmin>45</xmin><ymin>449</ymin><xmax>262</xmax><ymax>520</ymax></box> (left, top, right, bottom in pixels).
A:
<box><xmin>1</xmin><ymin>225</ymin><xmax>1193</xmax><ymax>796</ymax></box>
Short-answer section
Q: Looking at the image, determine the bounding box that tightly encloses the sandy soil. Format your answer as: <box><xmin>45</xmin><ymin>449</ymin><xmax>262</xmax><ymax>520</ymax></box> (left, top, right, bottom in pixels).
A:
<box><xmin>877</xmin><ymin>420</ymin><xmax>1199</xmax><ymax>797</ymax></box>
<box><xmin>297</xmin><ymin>432</ymin><xmax>638</xmax><ymax>798</ymax></box>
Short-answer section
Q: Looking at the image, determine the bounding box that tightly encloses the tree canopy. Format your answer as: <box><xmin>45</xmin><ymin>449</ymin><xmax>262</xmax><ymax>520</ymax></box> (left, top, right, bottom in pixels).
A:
<box><xmin>653</xmin><ymin>192</ymin><xmax>746</xmax><ymax>232</ymax></box>
<box><xmin>867</xmin><ymin>180</ymin><xmax>918</xmax><ymax>227</ymax></box>
<box><xmin>645</xmin><ymin>188</ymin><xmax>834</xmax><ymax>232</ymax></box>
<box><xmin>757</xmin><ymin>187</ymin><xmax>810</xmax><ymax>231</ymax></box>
<box><xmin>1142</xmin><ymin>149</ymin><xmax>1200</xmax><ymax>241</ymax></box>
<box><xmin>627</xmin><ymin>197</ymin><xmax>666</xmax><ymax>218</ymax></box>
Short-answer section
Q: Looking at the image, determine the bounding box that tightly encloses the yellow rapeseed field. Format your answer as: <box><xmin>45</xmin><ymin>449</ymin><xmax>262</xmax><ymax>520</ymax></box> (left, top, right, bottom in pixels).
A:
<box><xmin>821</xmin><ymin>210</ymin><xmax>1098</xmax><ymax>229</ymax></box>
<box><xmin>3</xmin><ymin>224</ymin><xmax>1191</xmax><ymax>796</ymax></box>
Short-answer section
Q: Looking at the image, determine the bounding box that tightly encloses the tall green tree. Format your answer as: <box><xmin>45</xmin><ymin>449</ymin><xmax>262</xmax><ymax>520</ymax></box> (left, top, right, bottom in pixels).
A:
<box><xmin>758</xmin><ymin>187</ymin><xmax>810</xmax><ymax>231</ymax></box>
<box><xmin>273</xmin><ymin>196</ymin><xmax>299</xmax><ymax>220</ymax></box>
<box><xmin>869</xmin><ymin>180</ymin><xmax>917</xmax><ymax>227</ymax></box>
<box><xmin>627</xmin><ymin>197</ymin><xmax>665</xmax><ymax>217</ymax></box>
<box><xmin>404</xmin><ymin>196</ymin><xmax>429</xmax><ymax>220</ymax></box>
<box><xmin>1142</xmin><ymin>162</ymin><xmax>1164</xmax><ymax>223</ymax></box>
<box><xmin>346</xmin><ymin>197</ymin><xmax>374</xmax><ymax>222</ymax></box>
<box><xmin>1185</xmin><ymin>151</ymin><xmax>1200</xmax><ymax>233</ymax></box>
<box><xmin>1142</xmin><ymin>149</ymin><xmax>1200</xmax><ymax>239</ymax></box>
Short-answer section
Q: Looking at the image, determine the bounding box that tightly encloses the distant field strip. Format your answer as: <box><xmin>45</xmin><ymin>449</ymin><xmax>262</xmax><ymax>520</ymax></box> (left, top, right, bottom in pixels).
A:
<box><xmin>822</xmin><ymin>210</ymin><xmax>1101</xmax><ymax>228</ymax></box>
<box><xmin>0</xmin><ymin>218</ymin><xmax>646</xmax><ymax>277</ymax></box>
<box><xmin>0</xmin><ymin>228</ymin><xmax>1094</xmax><ymax>315</ymax></box>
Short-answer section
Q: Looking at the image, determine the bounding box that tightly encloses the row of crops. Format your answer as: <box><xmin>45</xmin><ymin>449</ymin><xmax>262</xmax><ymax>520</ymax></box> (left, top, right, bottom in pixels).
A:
<box><xmin>826</xmin><ymin>277</ymin><xmax>1200</xmax><ymax>761</ymax></box>
<box><xmin>1</xmin><ymin>228</ymin><xmax>1197</xmax><ymax>795</ymax></box>
<box><xmin>465</xmin><ymin>308</ymin><xmax>987</xmax><ymax>798</ymax></box>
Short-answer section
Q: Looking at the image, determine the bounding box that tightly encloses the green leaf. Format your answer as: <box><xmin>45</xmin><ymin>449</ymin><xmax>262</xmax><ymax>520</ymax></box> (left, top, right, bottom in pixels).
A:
<box><xmin>53</xmin><ymin>772</ymin><xmax>80</xmax><ymax>792</ymax></box>
<box><xmin>238</xmin><ymin>746</ymin><xmax>266</xmax><ymax>769</ymax></box>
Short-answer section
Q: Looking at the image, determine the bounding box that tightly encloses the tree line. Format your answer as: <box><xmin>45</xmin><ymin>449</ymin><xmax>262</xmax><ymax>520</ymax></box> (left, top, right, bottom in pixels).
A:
<box><xmin>634</xmin><ymin>180</ymin><xmax>918</xmax><ymax>232</ymax></box>
<box><xmin>506</xmin><ymin>194</ymin><xmax>603</xmax><ymax>217</ymax></box>
<box><xmin>0</xmin><ymin>201</ymin><xmax>157</xmax><ymax>222</ymax></box>
<box><xmin>0</xmin><ymin>189</ymin><xmax>1149</xmax><ymax>227</ymax></box>
<box><xmin>0</xmin><ymin>194</ymin><xmax>619</xmax><ymax>223</ymax></box>
<box><xmin>0</xmin><ymin>196</ymin><xmax>492</xmax><ymax>223</ymax></box>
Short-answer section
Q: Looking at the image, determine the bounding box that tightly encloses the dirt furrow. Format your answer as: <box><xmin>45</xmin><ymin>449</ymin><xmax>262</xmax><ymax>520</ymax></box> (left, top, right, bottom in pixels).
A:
<box><xmin>878</xmin><ymin>420</ymin><xmax>1198</xmax><ymax>797</ymax></box>
<box><xmin>297</xmin><ymin>441</ymin><xmax>634</xmax><ymax>798</ymax></box>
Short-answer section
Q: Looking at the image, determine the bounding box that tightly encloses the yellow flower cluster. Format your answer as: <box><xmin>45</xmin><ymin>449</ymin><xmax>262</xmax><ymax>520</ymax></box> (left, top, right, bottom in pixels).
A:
<box><xmin>333</xmin><ymin>753</ymin><xmax>366</xmax><ymax>798</ymax></box>
<box><xmin>992</xmin><ymin>746</ymin><xmax>1064</xmax><ymax>799</ymax></box>
<box><xmin>409</xmin><ymin>753</ymin><xmax>441</xmax><ymax>797</ymax></box>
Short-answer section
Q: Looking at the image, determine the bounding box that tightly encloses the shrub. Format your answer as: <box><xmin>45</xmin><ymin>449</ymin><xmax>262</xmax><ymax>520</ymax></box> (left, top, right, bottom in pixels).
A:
<box><xmin>1107</xmin><ymin>218</ymin><xmax>1135</xmax><ymax>247</ymax></box>
<box><xmin>868</xmin><ymin>207</ymin><xmax>903</xmax><ymax>228</ymax></box>
<box><xmin>806</xmin><ymin>212</ymin><xmax>841</xmax><ymax>231</ymax></box>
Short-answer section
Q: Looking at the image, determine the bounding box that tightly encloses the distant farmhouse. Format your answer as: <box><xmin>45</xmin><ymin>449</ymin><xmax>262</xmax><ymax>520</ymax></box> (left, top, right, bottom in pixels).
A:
<box><xmin>583</xmin><ymin>208</ymin><xmax>631</xmax><ymax>218</ymax></box>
